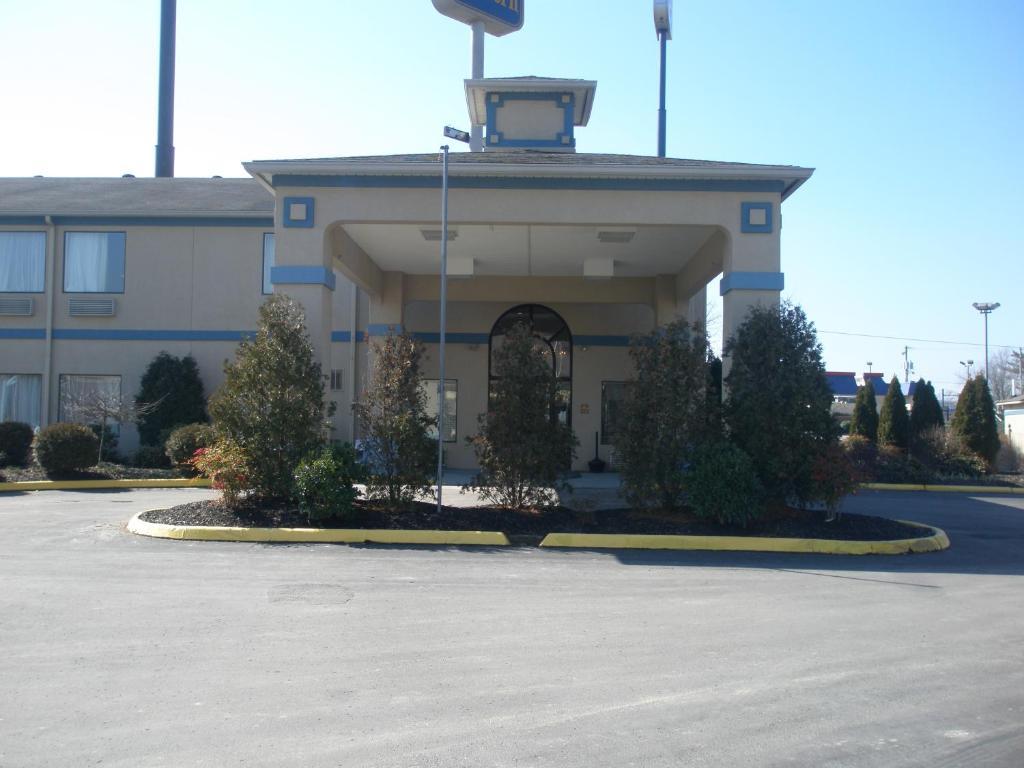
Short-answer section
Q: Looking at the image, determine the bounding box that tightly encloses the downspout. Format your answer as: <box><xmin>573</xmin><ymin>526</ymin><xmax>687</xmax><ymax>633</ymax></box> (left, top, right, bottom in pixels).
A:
<box><xmin>349</xmin><ymin>283</ymin><xmax>358</xmax><ymax>442</ymax></box>
<box><xmin>41</xmin><ymin>216</ymin><xmax>57</xmax><ymax>426</ymax></box>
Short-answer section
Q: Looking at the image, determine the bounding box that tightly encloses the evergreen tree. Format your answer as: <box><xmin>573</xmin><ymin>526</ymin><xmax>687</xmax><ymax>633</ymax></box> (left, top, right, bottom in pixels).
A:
<box><xmin>615</xmin><ymin>319</ymin><xmax>716</xmax><ymax>510</ymax></box>
<box><xmin>357</xmin><ymin>331</ymin><xmax>436</xmax><ymax>508</ymax></box>
<box><xmin>468</xmin><ymin>322</ymin><xmax>578</xmax><ymax>511</ymax></box>
<box><xmin>208</xmin><ymin>295</ymin><xmax>329</xmax><ymax>500</ymax></box>
<box><xmin>950</xmin><ymin>375</ymin><xmax>1000</xmax><ymax>467</ymax></box>
<box><xmin>135</xmin><ymin>352</ymin><xmax>207</xmax><ymax>445</ymax></box>
<box><xmin>723</xmin><ymin>302</ymin><xmax>837</xmax><ymax>509</ymax></box>
<box><xmin>877</xmin><ymin>377</ymin><xmax>910</xmax><ymax>449</ymax></box>
<box><xmin>849</xmin><ymin>383</ymin><xmax>879</xmax><ymax>442</ymax></box>
<box><xmin>909</xmin><ymin>378</ymin><xmax>944</xmax><ymax>442</ymax></box>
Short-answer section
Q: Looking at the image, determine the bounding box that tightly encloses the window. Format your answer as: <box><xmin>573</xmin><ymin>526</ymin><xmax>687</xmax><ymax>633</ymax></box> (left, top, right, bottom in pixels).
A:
<box><xmin>0</xmin><ymin>374</ymin><xmax>42</xmax><ymax>428</ymax></box>
<box><xmin>330</xmin><ymin>369</ymin><xmax>344</xmax><ymax>392</ymax></box>
<box><xmin>58</xmin><ymin>375</ymin><xmax>121</xmax><ymax>427</ymax></box>
<box><xmin>601</xmin><ymin>381</ymin><xmax>628</xmax><ymax>445</ymax></box>
<box><xmin>262</xmin><ymin>233</ymin><xmax>275</xmax><ymax>294</ymax></box>
<box><xmin>64</xmin><ymin>232</ymin><xmax>125</xmax><ymax>293</ymax></box>
<box><xmin>421</xmin><ymin>379</ymin><xmax>457</xmax><ymax>443</ymax></box>
<box><xmin>0</xmin><ymin>232</ymin><xmax>45</xmax><ymax>293</ymax></box>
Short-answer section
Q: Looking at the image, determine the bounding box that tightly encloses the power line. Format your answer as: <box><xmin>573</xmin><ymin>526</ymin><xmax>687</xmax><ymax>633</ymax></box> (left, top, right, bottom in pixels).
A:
<box><xmin>819</xmin><ymin>329</ymin><xmax>1019</xmax><ymax>350</ymax></box>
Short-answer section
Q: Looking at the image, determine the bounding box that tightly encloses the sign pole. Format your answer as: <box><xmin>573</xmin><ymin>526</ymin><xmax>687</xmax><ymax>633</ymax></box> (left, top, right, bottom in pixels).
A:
<box><xmin>470</xmin><ymin>21</ymin><xmax>485</xmax><ymax>152</ymax></box>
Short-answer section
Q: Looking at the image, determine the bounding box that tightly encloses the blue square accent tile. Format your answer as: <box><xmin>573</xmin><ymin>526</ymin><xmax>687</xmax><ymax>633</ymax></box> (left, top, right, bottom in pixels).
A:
<box><xmin>283</xmin><ymin>196</ymin><xmax>315</xmax><ymax>228</ymax></box>
<box><xmin>741</xmin><ymin>202</ymin><xmax>773</xmax><ymax>234</ymax></box>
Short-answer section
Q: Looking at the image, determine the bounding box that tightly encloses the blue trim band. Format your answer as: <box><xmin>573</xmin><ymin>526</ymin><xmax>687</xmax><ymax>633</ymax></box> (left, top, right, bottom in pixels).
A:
<box><xmin>52</xmin><ymin>329</ymin><xmax>256</xmax><ymax>341</ymax></box>
<box><xmin>270</xmin><ymin>266</ymin><xmax>336</xmax><ymax>290</ymax></box>
<box><xmin>574</xmin><ymin>335</ymin><xmax>632</xmax><ymax>347</ymax></box>
<box><xmin>740</xmin><ymin>202</ymin><xmax>773</xmax><ymax>234</ymax></box>
<box><xmin>330</xmin><ymin>331</ymin><xmax>367</xmax><ymax>343</ymax></box>
<box><xmin>411</xmin><ymin>332</ymin><xmax>490</xmax><ymax>344</ymax></box>
<box><xmin>270</xmin><ymin>174</ymin><xmax>786</xmax><ymax>194</ymax></box>
<box><xmin>367</xmin><ymin>323</ymin><xmax>403</xmax><ymax>336</ymax></box>
<box><xmin>282</xmin><ymin>196</ymin><xmax>315</xmax><ymax>228</ymax></box>
<box><xmin>720</xmin><ymin>271</ymin><xmax>785</xmax><ymax>296</ymax></box>
<box><xmin>0</xmin><ymin>328</ymin><xmax>46</xmax><ymax>339</ymax></box>
<box><xmin>0</xmin><ymin>215</ymin><xmax>273</xmax><ymax>227</ymax></box>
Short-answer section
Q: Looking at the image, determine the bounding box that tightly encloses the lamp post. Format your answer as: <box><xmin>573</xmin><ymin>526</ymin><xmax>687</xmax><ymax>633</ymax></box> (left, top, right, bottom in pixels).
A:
<box><xmin>437</xmin><ymin>127</ymin><xmax>470</xmax><ymax>515</ymax></box>
<box><xmin>960</xmin><ymin>360</ymin><xmax>974</xmax><ymax>379</ymax></box>
<box><xmin>972</xmin><ymin>302</ymin><xmax>1000</xmax><ymax>379</ymax></box>
<box><xmin>653</xmin><ymin>1</ymin><xmax>672</xmax><ymax>157</ymax></box>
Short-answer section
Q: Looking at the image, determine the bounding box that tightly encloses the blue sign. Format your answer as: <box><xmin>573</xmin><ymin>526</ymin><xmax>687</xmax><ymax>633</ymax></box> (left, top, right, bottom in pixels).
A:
<box><xmin>432</xmin><ymin>0</ymin><xmax>524</xmax><ymax>36</ymax></box>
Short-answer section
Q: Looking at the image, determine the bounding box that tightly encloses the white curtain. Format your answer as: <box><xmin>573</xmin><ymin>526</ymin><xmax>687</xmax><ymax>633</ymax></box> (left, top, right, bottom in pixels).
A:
<box><xmin>59</xmin><ymin>375</ymin><xmax>121</xmax><ymax>425</ymax></box>
<box><xmin>65</xmin><ymin>233</ymin><xmax>123</xmax><ymax>292</ymax></box>
<box><xmin>0</xmin><ymin>375</ymin><xmax>42</xmax><ymax>428</ymax></box>
<box><xmin>0</xmin><ymin>232</ymin><xmax>45</xmax><ymax>292</ymax></box>
<box><xmin>421</xmin><ymin>379</ymin><xmax>457</xmax><ymax>442</ymax></box>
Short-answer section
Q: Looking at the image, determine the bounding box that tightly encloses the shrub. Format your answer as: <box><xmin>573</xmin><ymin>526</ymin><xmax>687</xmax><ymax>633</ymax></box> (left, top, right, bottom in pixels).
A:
<box><xmin>165</xmin><ymin>423</ymin><xmax>216</xmax><ymax>473</ymax></box>
<box><xmin>208</xmin><ymin>295</ymin><xmax>330</xmax><ymax>500</ymax></box>
<box><xmin>849</xmin><ymin>384</ymin><xmax>878</xmax><ymax>442</ymax></box>
<box><xmin>877</xmin><ymin>377</ymin><xmax>910</xmax><ymax>449</ymax></box>
<box><xmin>810</xmin><ymin>442</ymin><xmax>862</xmax><ymax>519</ymax></box>
<box><xmin>843</xmin><ymin>434</ymin><xmax>878</xmax><ymax>479</ymax></box>
<box><xmin>950</xmin><ymin>375</ymin><xmax>1000</xmax><ymax>468</ymax></box>
<box><xmin>467</xmin><ymin>322</ymin><xmax>578</xmax><ymax>512</ymax></box>
<box><xmin>191</xmin><ymin>441</ymin><xmax>249</xmax><ymax>505</ymax></box>
<box><xmin>357</xmin><ymin>331</ymin><xmax>436</xmax><ymax>509</ymax></box>
<box><xmin>996</xmin><ymin>435</ymin><xmax>1021</xmax><ymax>473</ymax></box>
<box><xmin>136</xmin><ymin>352</ymin><xmax>207</xmax><ymax>446</ymax></box>
<box><xmin>294</xmin><ymin>444</ymin><xmax>364</xmax><ymax>524</ymax></box>
<box><xmin>874</xmin><ymin>444</ymin><xmax>931</xmax><ymax>484</ymax></box>
<box><xmin>723</xmin><ymin>302</ymin><xmax>837</xmax><ymax>509</ymax></box>
<box><xmin>0</xmin><ymin>421</ymin><xmax>34</xmax><ymax>467</ymax></box>
<box><xmin>133</xmin><ymin>445</ymin><xmax>171</xmax><ymax>469</ymax></box>
<box><xmin>686</xmin><ymin>441</ymin><xmax>763</xmax><ymax>527</ymax></box>
<box><xmin>615</xmin><ymin>319</ymin><xmax>716</xmax><ymax>510</ymax></box>
<box><xmin>34</xmin><ymin>423</ymin><xmax>99</xmax><ymax>474</ymax></box>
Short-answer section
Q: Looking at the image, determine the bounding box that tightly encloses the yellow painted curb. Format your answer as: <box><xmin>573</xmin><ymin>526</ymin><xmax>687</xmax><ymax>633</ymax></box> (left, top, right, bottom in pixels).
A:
<box><xmin>538</xmin><ymin>521</ymin><xmax>949</xmax><ymax>555</ymax></box>
<box><xmin>862</xmin><ymin>482</ymin><xmax>1024</xmax><ymax>494</ymax></box>
<box><xmin>0</xmin><ymin>478</ymin><xmax>212</xmax><ymax>492</ymax></box>
<box><xmin>127</xmin><ymin>512</ymin><xmax>510</xmax><ymax>546</ymax></box>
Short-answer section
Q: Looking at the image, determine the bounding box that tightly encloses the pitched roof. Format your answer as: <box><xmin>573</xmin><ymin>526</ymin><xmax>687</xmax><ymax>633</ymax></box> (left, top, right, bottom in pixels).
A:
<box><xmin>0</xmin><ymin>177</ymin><xmax>272</xmax><ymax>216</ymax></box>
<box><xmin>826</xmin><ymin>372</ymin><xmax>859</xmax><ymax>397</ymax></box>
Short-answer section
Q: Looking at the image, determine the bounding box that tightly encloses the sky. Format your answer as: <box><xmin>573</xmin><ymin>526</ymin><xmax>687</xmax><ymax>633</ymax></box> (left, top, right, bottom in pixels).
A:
<box><xmin>2</xmin><ymin>1</ymin><xmax>1021</xmax><ymax>398</ymax></box>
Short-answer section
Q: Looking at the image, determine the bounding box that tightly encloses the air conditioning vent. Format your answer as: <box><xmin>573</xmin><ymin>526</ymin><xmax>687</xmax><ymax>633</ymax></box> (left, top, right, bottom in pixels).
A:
<box><xmin>69</xmin><ymin>298</ymin><xmax>116</xmax><ymax>317</ymax></box>
<box><xmin>0</xmin><ymin>298</ymin><xmax>34</xmax><ymax>316</ymax></box>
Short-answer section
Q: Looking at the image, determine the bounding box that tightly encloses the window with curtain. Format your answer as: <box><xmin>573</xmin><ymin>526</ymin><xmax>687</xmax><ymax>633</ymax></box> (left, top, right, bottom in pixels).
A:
<box><xmin>64</xmin><ymin>232</ymin><xmax>125</xmax><ymax>293</ymax></box>
<box><xmin>0</xmin><ymin>232</ymin><xmax>45</xmax><ymax>293</ymax></box>
<box><xmin>421</xmin><ymin>379</ymin><xmax>457</xmax><ymax>443</ymax></box>
<box><xmin>58</xmin><ymin>374</ymin><xmax>121</xmax><ymax>427</ymax></box>
<box><xmin>262</xmin><ymin>233</ymin><xmax>275</xmax><ymax>294</ymax></box>
<box><xmin>0</xmin><ymin>374</ymin><xmax>42</xmax><ymax>428</ymax></box>
<box><xmin>601</xmin><ymin>381</ymin><xmax>629</xmax><ymax>445</ymax></box>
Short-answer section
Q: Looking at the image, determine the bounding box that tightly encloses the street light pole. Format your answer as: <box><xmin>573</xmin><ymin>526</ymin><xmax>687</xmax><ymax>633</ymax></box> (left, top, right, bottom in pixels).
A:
<box><xmin>972</xmin><ymin>302</ymin><xmax>1001</xmax><ymax>379</ymax></box>
<box><xmin>653</xmin><ymin>1</ymin><xmax>672</xmax><ymax>158</ymax></box>
<box><xmin>437</xmin><ymin>143</ymin><xmax>450</xmax><ymax>516</ymax></box>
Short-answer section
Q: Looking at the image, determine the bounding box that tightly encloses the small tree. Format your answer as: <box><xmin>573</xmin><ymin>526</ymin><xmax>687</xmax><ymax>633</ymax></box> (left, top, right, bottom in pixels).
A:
<box><xmin>208</xmin><ymin>294</ymin><xmax>329</xmax><ymax>500</ymax></box>
<box><xmin>877</xmin><ymin>377</ymin><xmax>910</xmax><ymax>449</ymax></box>
<box><xmin>950</xmin><ymin>375</ymin><xmax>1000</xmax><ymax>467</ymax></box>
<box><xmin>615</xmin><ymin>319</ymin><xmax>715</xmax><ymax>510</ymax></box>
<box><xmin>60</xmin><ymin>386</ymin><xmax>161</xmax><ymax>463</ymax></box>
<box><xmin>357</xmin><ymin>331</ymin><xmax>436</xmax><ymax>508</ymax></box>
<box><xmin>909</xmin><ymin>378</ymin><xmax>944</xmax><ymax>447</ymax></box>
<box><xmin>136</xmin><ymin>352</ymin><xmax>207</xmax><ymax>445</ymax></box>
<box><xmin>849</xmin><ymin>384</ymin><xmax>879</xmax><ymax>442</ymax></box>
<box><xmin>723</xmin><ymin>302</ymin><xmax>836</xmax><ymax>509</ymax></box>
<box><xmin>467</xmin><ymin>322</ymin><xmax>578</xmax><ymax>512</ymax></box>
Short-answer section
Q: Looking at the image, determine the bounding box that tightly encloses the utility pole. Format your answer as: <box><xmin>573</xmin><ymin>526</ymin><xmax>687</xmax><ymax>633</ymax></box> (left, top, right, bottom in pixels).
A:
<box><xmin>902</xmin><ymin>346</ymin><xmax>914</xmax><ymax>384</ymax></box>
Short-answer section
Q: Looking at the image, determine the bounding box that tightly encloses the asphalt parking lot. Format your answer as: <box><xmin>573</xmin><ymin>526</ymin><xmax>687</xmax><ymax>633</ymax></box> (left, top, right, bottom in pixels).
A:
<box><xmin>1</xmin><ymin>488</ymin><xmax>1022</xmax><ymax>767</ymax></box>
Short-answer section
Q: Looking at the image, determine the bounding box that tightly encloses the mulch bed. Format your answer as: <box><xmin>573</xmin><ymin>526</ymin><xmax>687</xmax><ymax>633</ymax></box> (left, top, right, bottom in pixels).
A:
<box><xmin>1</xmin><ymin>462</ymin><xmax>185</xmax><ymax>483</ymax></box>
<box><xmin>141</xmin><ymin>499</ymin><xmax>927</xmax><ymax>544</ymax></box>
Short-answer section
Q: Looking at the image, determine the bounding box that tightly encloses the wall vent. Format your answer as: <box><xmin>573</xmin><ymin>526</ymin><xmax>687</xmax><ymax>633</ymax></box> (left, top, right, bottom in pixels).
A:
<box><xmin>0</xmin><ymin>298</ymin><xmax>34</xmax><ymax>316</ymax></box>
<box><xmin>69</xmin><ymin>298</ymin><xmax>116</xmax><ymax>317</ymax></box>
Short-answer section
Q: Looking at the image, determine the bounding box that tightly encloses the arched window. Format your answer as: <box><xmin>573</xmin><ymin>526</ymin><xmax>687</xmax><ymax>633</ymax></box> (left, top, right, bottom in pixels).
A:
<box><xmin>488</xmin><ymin>304</ymin><xmax>572</xmax><ymax>426</ymax></box>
